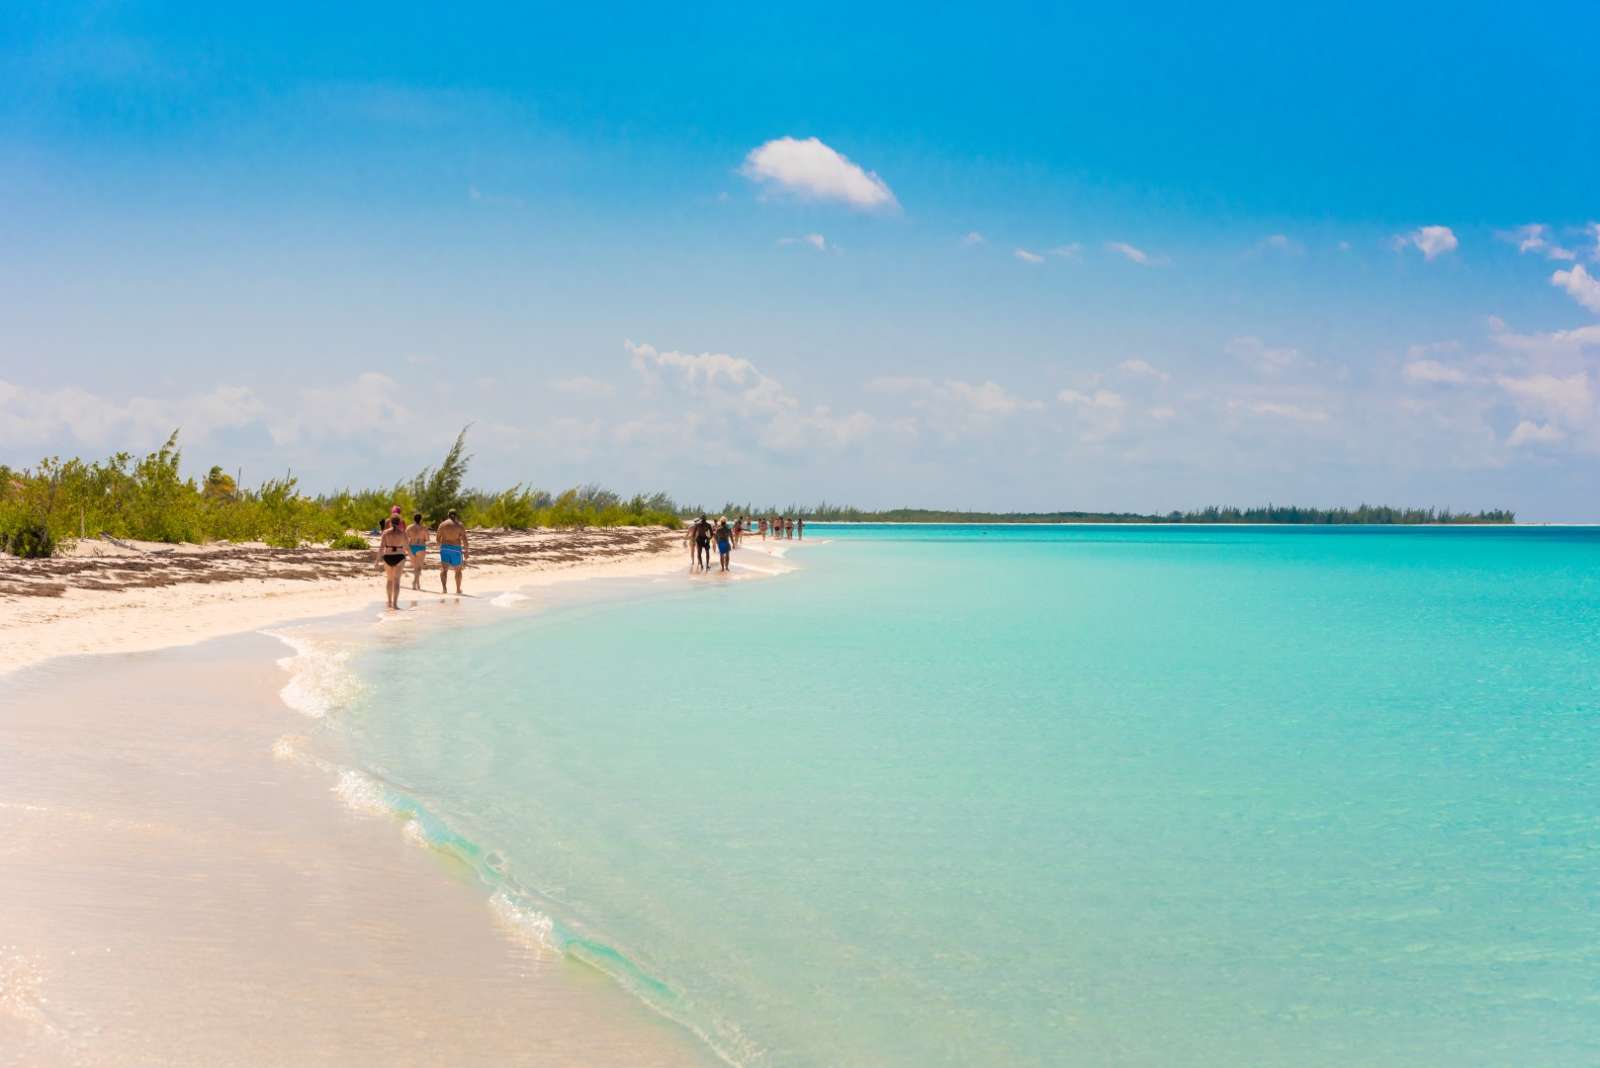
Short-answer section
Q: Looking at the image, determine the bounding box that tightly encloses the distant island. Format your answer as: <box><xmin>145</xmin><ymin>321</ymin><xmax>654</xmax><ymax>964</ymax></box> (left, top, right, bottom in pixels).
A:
<box><xmin>780</xmin><ymin>505</ymin><xmax>1515</xmax><ymax>525</ymax></box>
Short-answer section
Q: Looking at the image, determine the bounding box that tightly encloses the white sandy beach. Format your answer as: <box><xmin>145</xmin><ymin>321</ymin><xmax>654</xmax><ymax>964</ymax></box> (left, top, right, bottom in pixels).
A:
<box><xmin>0</xmin><ymin>529</ymin><xmax>793</xmax><ymax>1067</ymax></box>
<box><xmin>0</xmin><ymin>527</ymin><xmax>685</xmax><ymax>676</ymax></box>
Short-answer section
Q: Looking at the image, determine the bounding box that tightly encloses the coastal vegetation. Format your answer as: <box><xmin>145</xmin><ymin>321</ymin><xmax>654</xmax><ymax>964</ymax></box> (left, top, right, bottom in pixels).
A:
<box><xmin>0</xmin><ymin>430</ymin><xmax>681</xmax><ymax>557</ymax></box>
<box><xmin>714</xmin><ymin>504</ymin><xmax>1516</xmax><ymax>525</ymax></box>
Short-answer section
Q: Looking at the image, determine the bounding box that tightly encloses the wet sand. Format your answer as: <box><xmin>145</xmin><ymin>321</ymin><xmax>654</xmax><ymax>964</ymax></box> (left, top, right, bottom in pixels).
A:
<box><xmin>0</xmin><ymin>633</ymin><xmax>714</xmax><ymax>1068</ymax></box>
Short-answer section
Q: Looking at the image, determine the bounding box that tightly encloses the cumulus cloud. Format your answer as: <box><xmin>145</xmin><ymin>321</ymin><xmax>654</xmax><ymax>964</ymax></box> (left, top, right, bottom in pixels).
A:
<box><xmin>1253</xmin><ymin>233</ymin><xmax>1304</xmax><ymax>255</ymax></box>
<box><xmin>777</xmin><ymin>233</ymin><xmax>828</xmax><ymax>251</ymax></box>
<box><xmin>1494</xmin><ymin>371</ymin><xmax>1593</xmax><ymax>427</ymax></box>
<box><xmin>1116</xmin><ymin>358</ymin><xmax>1169</xmax><ymax>381</ymax></box>
<box><xmin>1057</xmin><ymin>388</ymin><xmax>1125</xmax><ymax>409</ymax></box>
<box><xmin>1403</xmin><ymin>359</ymin><xmax>1470</xmax><ymax>385</ymax></box>
<box><xmin>1247</xmin><ymin>401</ymin><xmax>1331</xmax><ymax>423</ymax></box>
<box><xmin>0</xmin><ymin>379</ymin><xmax>264</xmax><ymax>448</ymax></box>
<box><xmin>1507</xmin><ymin>420</ymin><xmax>1565</xmax><ymax>447</ymax></box>
<box><xmin>739</xmin><ymin>137</ymin><xmax>897</xmax><ymax>211</ymax></box>
<box><xmin>868</xmin><ymin>376</ymin><xmax>1041</xmax><ymax>438</ymax></box>
<box><xmin>1056</xmin><ymin>387</ymin><xmax>1128</xmax><ymax>441</ymax></box>
<box><xmin>0</xmin><ymin>372</ymin><xmax>425</xmax><ymax>454</ymax></box>
<box><xmin>1013</xmin><ymin>248</ymin><xmax>1044</xmax><ymax>263</ymax></box>
<box><xmin>1106</xmin><ymin>241</ymin><xmax>1157</xmax><ymax>265</ymax></box>
<box><xmin>271</xmin><ymin>372</ymin><xmax>409</xmax><ymax>444</ymax></box>
<box><xmin>1392</xmin><ymin>225</ymin><xmax>1458</xmax><ymax>260</ymax></box>
<box><xmin>1490</xmin><ymin>318</ymin><xmax>1600</xmax><ymax>354</ymax></box>
<box><xmin>625</xmin><ymin>340</ymin><xmax>870</xmax><ymax>452</ymax></box>
<box><xmin>553</xmin><ymin>375</ymin><xmax>616</xmax><ymax>398</ymax></box>
<box><xmin>1227</xmin><ymin>335</ymin><xmax>1304</xmax><ymax>374</ymax></box>
<box><xmin>1498</xmin><ymin>223</ymin><xmax>1575</xmax><ymax>261</ymax></box>
<box><xmin>1551</xmin><ymin>263</ymin><xmax>1600</xmax><ymax>313</ymax></box>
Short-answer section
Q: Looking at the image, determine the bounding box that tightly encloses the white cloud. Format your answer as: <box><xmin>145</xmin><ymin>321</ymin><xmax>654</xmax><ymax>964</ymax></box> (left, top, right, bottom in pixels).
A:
<box><xmin>553</xmin><ymin>375</ymin><xmax>616</xmax><ymax>398</ymax></box>
<box><xmin>1494</xmin><ymin>371</ymin><xmax>1593</xmax><ymax>427</ymax></box>
<box><xmin>0</xmin><ymin>379</ymin><xmax>265</xmax><ymax>448</ymax></box>
<box><xmin>739</xmin><ymin>137</ymin><xmax>897</xmax><ymax>210</ymax></box>
<box><xmin>1254</xmin><ymin>233</ymin><xmax>1303</xmax><ymax>255</ymax></box>
<box><xmin>1403</xmin><ymin>359</ymin><xmax>1470</xmax><ymax>385</ymax></box>
<box><xmin>272</xmin><ymin>372</ymin><xmax>408</xmax><ymax>444</ymax></box>
<box><xmin>868</xmin><ymin>376</ymin><xmax>1041</xmax><ymax>437</ymax></box>
<box><xmin>1392</xmin><ymin>225</ymin><xmax>1458</xmax><ymax>260</ymax></box>
<box><xmin>1049</xmin><ymin>243</ymin><xmax>1082</xmax><ymax>259</ymax></box>
<box><xmin>1116</xmin><ymin>358</ymin><xmax>1169</xmax><ymax>382</ymax></box>
<box><xmin>1551</xmin><ymin>263</ymin><xmax>1600</xmax><ymax>313</ymax></box>
<box><xmin>1057</xmin><ymin>388</ymin><xmax>1125</xmax><ymax>409</ymax></box>
<box><xmin>1585</xmin><ymin>222</ymin><xmax>1600</xmax><ymax>262</ymax></box>
<box><xmin>778</xmin><ymin>233</ymin><xmax>828</xmax><ymax>251</ymax></box>
<box><xmin>1226</xmin><ymin>335</ymin><xmax>1304</xmax><ymax>374</ymax></box>
<box><xmin>1491</xmin><ymin>318</ymin><xmax>1600</xmax><ymax>354</ymax></box>
<box><xmin>961</xmin><ymin>231</ymin><xmax>985</xmax><ymax>246</ymax></box>
<box><xmin>1056</xmin><ymin>388</ymin><xmax>1127</xmax><ymax>441</ymax></box>
<box><xmin>625</xmin><ymin>340</ymin><xmax>870</xmax><ymax>453</ymax></box>
<box><xmin>1013</xmin><ymin>248</ymin><xmax>1044</xmax><ymax>264</ymax></box>
<box><xmin>1248</xmin><ymin>401</ymin><xmax>1330</xmax><ymax>423</ymax></box>
<box><xmin>1507</xmin><ymin>420</ymin><xmax>1565</xmax><ymax>447</ymax></box>
<box><xmin>1106</xmin><ymin>241</ymin><xmax>1156</xmax><ymax>265</ymax></box>
<box><xmin>1497</xmin><ymin>223</ymin><xmax>1575</xmax><ymax>261</ymax></box>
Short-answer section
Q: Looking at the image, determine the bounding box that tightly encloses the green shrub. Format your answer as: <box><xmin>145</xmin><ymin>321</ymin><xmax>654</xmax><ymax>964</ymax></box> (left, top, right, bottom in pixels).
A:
<box><xmin>329</xmin><ymin>533</ymin><xmax>369</xmax><ymax>550</ymax></box>
<box><xmin>6</xmin><ymin>520</ymin><xmax>55</xmax><ymax>559</ymax></box>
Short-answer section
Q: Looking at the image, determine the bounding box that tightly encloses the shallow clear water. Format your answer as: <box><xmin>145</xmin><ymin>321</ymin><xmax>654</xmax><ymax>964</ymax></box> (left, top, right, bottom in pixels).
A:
<box><xmin>329</xmin><ymin>526</ymin><xmax>1600</xmax><ymax>1066</ymax></box>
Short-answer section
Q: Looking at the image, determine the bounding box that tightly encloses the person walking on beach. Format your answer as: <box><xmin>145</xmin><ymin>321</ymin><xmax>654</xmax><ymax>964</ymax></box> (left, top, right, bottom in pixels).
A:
<box><xmin>437</xmin><ymin>509</ymin><xmax>468</xmax><ymax>594</ymax></box>
<box><xmin>691</xmin><ymin>514</ymin><xmax>712</xmax><ymax>572</ymax></box>
<box><xmin>377</xmin><ymin>515</ymin><xmax>409</xmax><ymax>610</ymax></box>
<box><xmin>715</xmin><ymin>516</ymin><xmax>733</xmax><ymax>573</ymax></box>
<box><xmin>758</xmin><ymin>516</ymin><xmax>767</xmax><ymax>540</ymax></box>
<box><xmin>796</xmin><ymin>516</ymin><xmax>804</xmax><ymax>540</ymax></box>
<box><xmin>405</xmin><ymin>511</ymin><xmax>429</xmax><ymax>591</ymax></box>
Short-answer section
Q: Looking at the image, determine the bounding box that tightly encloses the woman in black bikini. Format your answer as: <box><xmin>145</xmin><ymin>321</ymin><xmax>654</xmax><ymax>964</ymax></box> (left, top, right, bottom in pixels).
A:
<box><xmin>378</xmin><ymin>515</ymin><xmax>409</xmax><ymax>610</ymax></box>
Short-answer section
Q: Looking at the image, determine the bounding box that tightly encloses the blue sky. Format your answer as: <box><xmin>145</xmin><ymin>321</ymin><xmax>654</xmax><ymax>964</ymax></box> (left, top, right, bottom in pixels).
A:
<box><xmin>3</xmin><ymin>2</ymin><xmax>1599</xmax><ymax>518</ymax></box>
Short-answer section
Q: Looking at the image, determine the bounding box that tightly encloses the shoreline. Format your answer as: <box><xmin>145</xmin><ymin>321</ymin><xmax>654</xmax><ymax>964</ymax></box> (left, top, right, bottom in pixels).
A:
<box><xmin>0</xmin><ymin>534</ymin><xmax>796</xmax><ymax>1067</ymax></box>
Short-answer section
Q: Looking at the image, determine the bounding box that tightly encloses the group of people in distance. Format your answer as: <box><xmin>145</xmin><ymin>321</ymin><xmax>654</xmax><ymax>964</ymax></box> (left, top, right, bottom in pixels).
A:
<box><xmin>685</xmin><ymin>513</ymin><xmax>805</xmax><ymax>574</ymax></box>
<box><xmin>374</xmin><ymin>505</ymin><xmax>469</xmax><ymax>609</ymax></box>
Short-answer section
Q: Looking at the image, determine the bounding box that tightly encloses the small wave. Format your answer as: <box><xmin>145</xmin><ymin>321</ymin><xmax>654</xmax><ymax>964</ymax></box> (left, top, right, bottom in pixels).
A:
<box><xmin>489</xmin><ymin>591</ymin><xmax>531</xmax><ymax>608</ymax></box>
<box><xmin>266</xmin><ymin>628</ymin><xmax>364</xmax><ymax>719</ymax></box>
<box><xmin>489</xmin><ymin>889</ymin><xmax>559</xmax><ymax>957</ymax></box>
<box><xmin>333</xmin><ymin>767</ymin><xmax>394</xmax><ymax>818</ymax></box>
<box><xmin>316</xmin><ymin>763</ymin><xmax>756</xmax><ymax>1066</ymax></box>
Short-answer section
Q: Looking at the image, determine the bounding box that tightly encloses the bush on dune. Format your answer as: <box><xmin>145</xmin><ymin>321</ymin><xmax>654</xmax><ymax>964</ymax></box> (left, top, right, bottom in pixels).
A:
<box><xmin>0</xmin><ymin>428</ymin><xmax>680</xmax><ymax>557</ymax></box>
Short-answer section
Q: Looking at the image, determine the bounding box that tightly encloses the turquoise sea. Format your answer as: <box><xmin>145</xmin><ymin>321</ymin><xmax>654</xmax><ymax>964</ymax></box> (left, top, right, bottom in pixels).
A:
<box><xmin>312</xmin><ymin>526</ymin><xmax>1600</xmax><ymax>1066</ymax></box>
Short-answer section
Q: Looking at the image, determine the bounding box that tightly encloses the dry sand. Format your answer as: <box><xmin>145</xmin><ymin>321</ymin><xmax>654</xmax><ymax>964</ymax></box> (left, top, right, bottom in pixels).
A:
<box><xmin>0</xmin><ymin>527</ymin><xmax>684</xmax><ymax>675</ymax></box>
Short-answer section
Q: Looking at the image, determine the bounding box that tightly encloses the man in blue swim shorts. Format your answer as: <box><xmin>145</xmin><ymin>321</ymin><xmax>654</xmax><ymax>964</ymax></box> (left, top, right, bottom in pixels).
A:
<box><xmin>437</xmin><ymin>509</ymin><xmax>468</xmax><ymax>594</ymax></box>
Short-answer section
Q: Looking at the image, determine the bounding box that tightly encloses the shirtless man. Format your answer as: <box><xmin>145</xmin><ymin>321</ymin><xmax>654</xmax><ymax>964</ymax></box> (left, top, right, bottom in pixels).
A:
<box><xmin>405</xmin><ymin>511</ymin><xmax>429</xmax><ymax>590</ymax></box>
<box><xmin>437</xmin><ymin>509</ymin><xmax>468</xmax><ymax>593</ymax></box>
<box><xmin>690</xmin><ymin>514</ymin><xmax>713</xmax><ymax>572</ymax></box>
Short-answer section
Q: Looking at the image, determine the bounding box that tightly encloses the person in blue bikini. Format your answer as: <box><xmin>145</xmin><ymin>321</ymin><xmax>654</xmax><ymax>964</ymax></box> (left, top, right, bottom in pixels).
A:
<box><xmin>404</xmin><ymin>511</ymin><xmax>430</xmax><ymax>591</ymax></box>
<box><xmin>437</xmin><ymin>509</ymin><xmax>468</xmax><ymax>594</ymax></box>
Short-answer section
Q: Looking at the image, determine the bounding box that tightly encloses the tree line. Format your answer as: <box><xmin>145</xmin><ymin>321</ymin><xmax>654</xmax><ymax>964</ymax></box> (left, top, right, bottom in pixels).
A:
<box><xmin>763</xmin><ymin>504</ymin><xmax>1515</xmax><ymax>525</ymax></box>
<box><xmin>0</xmin><ymin>429</ymin><xmax>680</xmax><ymax>558</ymax></box>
